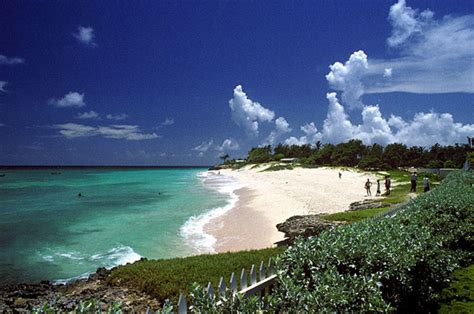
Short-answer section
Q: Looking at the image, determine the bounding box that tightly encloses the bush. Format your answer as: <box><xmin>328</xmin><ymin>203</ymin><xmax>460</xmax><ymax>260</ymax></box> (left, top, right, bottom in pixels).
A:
<box><xmin>274</xmin><ymin>171</ymin><xmax>473</xmax><ymax>312</ymax></box>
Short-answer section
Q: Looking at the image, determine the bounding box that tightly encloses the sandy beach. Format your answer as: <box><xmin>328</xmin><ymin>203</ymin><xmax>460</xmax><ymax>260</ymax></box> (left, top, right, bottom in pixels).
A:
<box><xmin>205</xmin><ymin>166</ymin><xmax>380</xmax><ymax>252</ymax></box>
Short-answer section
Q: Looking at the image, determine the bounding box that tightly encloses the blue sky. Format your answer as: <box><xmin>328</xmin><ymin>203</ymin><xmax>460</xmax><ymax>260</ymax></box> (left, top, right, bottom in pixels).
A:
<box><xmin>0</xmin><ymin>0</ymin><xmax>473</xmax><ymax>166</ymax></box>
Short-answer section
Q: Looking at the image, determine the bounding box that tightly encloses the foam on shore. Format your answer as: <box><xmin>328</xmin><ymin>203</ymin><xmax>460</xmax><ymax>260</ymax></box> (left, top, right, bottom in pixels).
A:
<box><xmin>180</xmin><ymin>171</ymin><xmax>243</xmax><ymax>253</ymax></box>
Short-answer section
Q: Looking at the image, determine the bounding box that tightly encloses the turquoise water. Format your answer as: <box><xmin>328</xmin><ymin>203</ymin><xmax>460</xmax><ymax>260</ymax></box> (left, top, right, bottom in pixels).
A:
<box><xmin>0</xmin><ymin>168</ymin><xmax>232</xmax><ymax>285</ymax></box>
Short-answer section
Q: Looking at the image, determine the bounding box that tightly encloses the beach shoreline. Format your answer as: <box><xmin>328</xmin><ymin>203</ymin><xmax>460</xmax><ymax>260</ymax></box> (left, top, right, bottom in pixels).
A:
<box><xmin>205</xmin><ymin>166</ymin><xmax>380</xmax><ymax>252</ymax></box>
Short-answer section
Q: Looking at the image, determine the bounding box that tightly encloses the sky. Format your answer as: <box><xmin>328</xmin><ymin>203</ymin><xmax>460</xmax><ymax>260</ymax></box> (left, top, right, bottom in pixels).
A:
<box><xmin>0</xmin><ymin>0</ymin><xmax>473</xmax><ymax>166</ymax></box>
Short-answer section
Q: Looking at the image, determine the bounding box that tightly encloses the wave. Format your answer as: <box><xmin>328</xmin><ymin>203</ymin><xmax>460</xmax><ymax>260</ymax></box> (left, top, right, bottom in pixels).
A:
<box><xmin>180</xmin><ymin>171</ymin><xmax>243</xmax><ymax>253</ymax></box>
<box><xmin>38</xmin><ymin>246</ymin><xmax>141</xmax><ymax>285</ymax></box>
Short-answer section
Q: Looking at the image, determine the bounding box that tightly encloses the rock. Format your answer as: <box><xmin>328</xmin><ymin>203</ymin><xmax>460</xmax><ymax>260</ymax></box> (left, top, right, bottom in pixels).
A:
<box><xmin>276</xmin><ymin>215</ymin><xmax>343</xmax><ymax>242</ymax></box>
<box><xmin>13</xmin><ymin>297</ymin><xmax>27</xmax><ymax>307</ymax></box>
<box><xmin>349</xmin><ymin>200</ymin><xmax>385</xmax><ymax>211</ymax></box>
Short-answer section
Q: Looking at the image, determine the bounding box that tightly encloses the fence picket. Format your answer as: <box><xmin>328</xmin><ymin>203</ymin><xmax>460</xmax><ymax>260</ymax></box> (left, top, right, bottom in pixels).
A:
<box><xmin>250</xmin><ymin>264</ymin><xmax>257</xmax><ymax>285</ymax></box>
<box><xmin>259</xmin><ymin>261</ymin><xmax>266</xmax><ymax>281</ymax></box>
<box><xmin>178</xmin><ymin>293</ymin><xmax>187</xmax><ymax>314</ymax></box>
<box><xmin>230</xmin><ymin>272</ymin><xmax>237</xmax><ymax>293</ymax></box>
<box><xmin>218</xmin><ymin>277</ymin><xmax>226</xmax><ymax>296</ymax></box>
<box><xmin>240</xmin><ymin>268</ymin><xmax>247</xmax><ymax>290</ymax></box>
<box><xmin>206</xmin><ymin>282</ymin><xmax>214</xmax><ymax>299</ymax></box>
<box><xmin>268</xmin><ymin>258</ymin><xmax>274</xmax><ymax>275</ymax></box>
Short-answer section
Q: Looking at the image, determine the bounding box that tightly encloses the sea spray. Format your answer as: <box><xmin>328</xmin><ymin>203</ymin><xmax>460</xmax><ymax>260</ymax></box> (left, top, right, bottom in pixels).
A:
<box><xmin>180</xmin><ymin>171</ymin><xmax>244</xmax><ymax>253</ymax></box>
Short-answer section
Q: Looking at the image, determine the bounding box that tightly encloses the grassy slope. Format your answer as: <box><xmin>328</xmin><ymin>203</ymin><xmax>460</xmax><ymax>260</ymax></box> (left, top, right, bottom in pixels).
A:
<box><xmin>107</xmin><ymin>247</ymin><xmax>285</xmax><ymax>304</ymax></box>
<box><xmin>323</xmin><ymin>169</ymin><xmax>442</xmax><ymax>222</ymax></box>
<box><xmin>438</xmin><ymin>264</ymin><xmax>474</xmax><ymax>313</ymax></box>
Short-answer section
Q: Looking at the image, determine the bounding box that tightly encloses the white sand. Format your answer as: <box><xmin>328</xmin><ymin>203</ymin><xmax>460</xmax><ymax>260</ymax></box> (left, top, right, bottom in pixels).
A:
<box><xmin>204</xmin><ymin>165</ymin><xmax>380</xmax><ymax>252</ymax></box>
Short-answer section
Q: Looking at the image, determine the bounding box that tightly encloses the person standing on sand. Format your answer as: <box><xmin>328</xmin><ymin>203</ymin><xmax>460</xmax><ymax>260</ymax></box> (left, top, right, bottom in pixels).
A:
<box><xmin>423</xmin><ymin>176</ymin><xmax>430</xmax><ymax>192</ymax></box>
<box><xmin>376</xmin><ymin>179</ymin><xmax>381</xmax><ymax>196</ymax></box>
<box><xmin>410</xmin><ymin>172</ymin><xmax>417</xmax><ymax>192</ymax></box>
<box><xmin>385</xmin><ymin>176</ymin><xmax>391</xmax><ymax>195</ymax></box>
<box><xmin>365</xmin><ymin>178</ymin><xmax>372</xmax><ymax>196</ymax></box>
<box><xmin>338</xmin><ymin>172</ymin><xmax>342</xmax><ymax>179</ymax></box>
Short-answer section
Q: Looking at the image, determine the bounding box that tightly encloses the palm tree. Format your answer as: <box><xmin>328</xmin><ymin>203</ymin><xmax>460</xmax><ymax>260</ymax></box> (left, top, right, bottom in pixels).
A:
<box><xmin>220</xmin><ymin>153</ymin><xmax>229</xmax><ymax>164</ymax></box>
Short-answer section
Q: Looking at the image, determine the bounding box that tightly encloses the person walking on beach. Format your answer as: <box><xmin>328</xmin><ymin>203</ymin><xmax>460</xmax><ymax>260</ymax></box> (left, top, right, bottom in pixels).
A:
<box><xmin>410</xmin><ymin>172</ymin><xmax>417</xmax><ymax>192</ymax></box>
<box><xmin>365</xmin><ymin>178</ymin><xmax>372</xmax><ymax>196</ymax></box>
<box><xmin>338</xmin><ymin>172</ymin><xmax>342</xmax><ymax>179</ymax></box>
<box><xmin>385</xmin><ymin>175</ymin><xmax>391</xmax><ymax>195</ymax></box>
<box><xmin>423</xmin><ymin>176</ymin><xmax>430</xmax><ymax>192</ymax></box>
<box><xmin>376</xmin><ymin>179</ymin><xmax>381</xmax><ymax>196</ymax></box>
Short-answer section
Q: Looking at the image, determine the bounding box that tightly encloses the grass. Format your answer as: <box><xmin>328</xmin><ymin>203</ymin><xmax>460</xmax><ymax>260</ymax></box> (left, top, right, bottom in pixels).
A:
<box><xmin>438</xmin><ymin>264</ymin><xmax>474</xmax><ymax>313</ymax></box>
<box><xmin>107</xmin><ymin>247</ymin><xmax>285</xmax><ymax>305</ymax></box>
<box><xmin>322</xmin><ymin>206</ymin><xmax>391</xmax><ymax>223</ymax></box>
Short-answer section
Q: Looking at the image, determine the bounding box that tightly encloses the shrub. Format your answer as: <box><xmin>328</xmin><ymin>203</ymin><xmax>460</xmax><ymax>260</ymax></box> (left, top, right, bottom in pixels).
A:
<box><xmin>274</xmin><ymin>171</ymin><xmax>473</xmax><ymax>312</ymax></box>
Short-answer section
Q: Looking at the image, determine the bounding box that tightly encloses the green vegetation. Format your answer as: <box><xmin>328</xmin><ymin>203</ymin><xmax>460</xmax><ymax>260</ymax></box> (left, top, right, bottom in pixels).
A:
<box><xmin>322</xmin><ymin>206</ymin><xmax>390</xmax><ymax>223</ymax></box>
<box><xmin>107</xmin><ymin>247</ymin><xmax>284</xmax><ymax>304</ymax></box>
<box><xmin>261</xmin><ymin>163</ymin><xmax>294</xmax><ymax>172</ymax></box>
<box><xmin>224</xmin><ymin>140</ymin><xmax>470</xmax><ymax>171</ymax></box>
<box><xmin>438</xmin><ymin>264</ymin><xmax>474</xmax><ymax>313</ymax></box>
<box><xmin>177</xmin><ymin>171</ymin><xmax>472</xmax><ymax>312</ymax></box>
<box><xmin>274</xmin><ymin>170</ymin><xmax>473</xmax><ymax>312</ymax></box>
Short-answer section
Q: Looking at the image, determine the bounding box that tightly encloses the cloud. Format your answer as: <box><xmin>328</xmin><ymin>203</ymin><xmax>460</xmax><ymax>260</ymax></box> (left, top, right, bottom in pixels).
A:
<box><xmin>229</xmin><ymin>85</ymin><xmax>275</xmax><ymax>136</ymax></box>
<box><xmin>383</xmin><ymin>68</ymin><xmax>392</xmax><ymax>78</ymax></box>
<box><xmin>49</xmin><ymin>92</ymin><xmax>85</xmax><ymax>108</ymax></box>
<box><xmin>193</xmin><ymin>139</ymin><xmax>214</xmax><ymax>152</ymax></box>
<box><xmin>54</xmin><ymin>123</ymin><xmax>159</xmax><ymax>140</ymax></box>
<box><xmin>0</xmin><ymin>81</ymin><xmax>8</xmax><ymax>93</ymax></box>
<box><xmin>285</xmin><ymin>122</ymin><xmax>322</xmax><ymax>146</ymax></box>
<box><xmin>73</xmin><ymin>26</ymin><xmax>97</xmax><ymax>47</ymax></box>
<box><xmin>387</xmin><ymin>0</ymin><xmax>434</xmax><ymax>47</ymax></box>
<box><xmin>161</xmin><ymin>118</ymin><xmax>174</xmax><ymax>126</ymax></box>
<box><xmin>0</xmin><ymin>55</ymin><xmax>25</xmax><ymax>65</ymax></box>
<box><xmin>217</xmin><ymin>138</ymin><xmax>240</xmax><ymax>153</ymax></box>
<box><xmin>264</xmin><ymin>117</ymin><xmax>292</xmax><ymax>145</ymax></box>
<box><xmin>76</xmin><ymin>111</ymin><xmax>99</xmax><ymax>119</ymax></box>
<box><xmin>327</xmin><ymin>2</ymin><xmax>474</xmax><ymax>101</ymax></box>
<box><xmin>371</xmin><ymin>0</ymin><xmax>474</xmax><ymax>94</ymax></box>
<box><xmin>288</xmin><ymin>92</ymin><xmax>473</xmax><ymax>147</ymax></box>
<box><xmin>326</xmin><ymin>50</ymin><xmax>369</xmax><ymax>109</ymax></box>
<box><xmin>106</xmin><ymin>113</ymin><xmax>128</xmax><ymax>121</ymax></box>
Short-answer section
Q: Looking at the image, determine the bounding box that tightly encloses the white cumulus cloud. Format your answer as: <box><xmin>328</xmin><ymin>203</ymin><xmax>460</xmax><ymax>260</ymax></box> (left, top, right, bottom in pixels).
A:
<box><xmin>54</xmin><ymin>123</ymin><xmax>159</xmax><ymax>141</ymax></box>
<box><xmin>326</xmin><ymin>50</ymin><xmax>369</xmax><ymax>109</ymax></box>
<box><xmin>49</xmin><ymin>92</ymin><xmax>85</xmax><ymax>108</ymax></box>
<box><xmin>76</xmin><ymin>111</ymin><xmax>99</xmax><ymax>119</ymax></box>
<box><xmin>263</xmin><ymin>117</ymin><xmax>292</xmax><ymax>145</ymax></box>
<box><xmin>0</xmin><ymin>55</ymin><xmax>25</xmax><ymax>65</ymax></box>
<box><xmin>229</xmin><ymin>85</ymin><xmax>275</xmax><ymax>136</ymax></box>
<box><xmin>289</xmin><ymin>92</ymin><xmax>473</xmax><ymax>147</ymax></box>
<box><xmin>73</xmin><ymin>26</ymin><xmax>97</xmax><ymax>47</ymax></box>
<box><xmin>284</xmin><ymin>122</ymin><xmax>321</xmax><ymax>146</ymax></box>
<box><xmin>217</xmin><ymin>138</ymin><xmax>240</xmax><ymax>153</ymax></box>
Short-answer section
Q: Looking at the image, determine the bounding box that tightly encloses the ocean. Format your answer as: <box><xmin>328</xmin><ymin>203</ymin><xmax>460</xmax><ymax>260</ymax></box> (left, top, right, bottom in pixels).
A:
<box><xmin>0</xmin><ymin>167</ymin><xmax>241</xmax><ymax>285</ymax></box>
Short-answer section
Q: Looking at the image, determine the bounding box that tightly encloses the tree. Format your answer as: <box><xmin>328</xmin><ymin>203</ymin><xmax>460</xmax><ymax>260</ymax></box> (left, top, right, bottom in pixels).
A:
<box><xmin>247</xmin><ymin>146</ymin><xmax>272</xmax><ymax>163</ymax></box>
<box><xmin>383</xmin><ymin>143</ymin><xmax>408</xmax><ymax>168</ymax></box>
<box><xmin>219</xmin><ymin>153</ymin><xmax>229</xmax><ymax>164</ymax></box>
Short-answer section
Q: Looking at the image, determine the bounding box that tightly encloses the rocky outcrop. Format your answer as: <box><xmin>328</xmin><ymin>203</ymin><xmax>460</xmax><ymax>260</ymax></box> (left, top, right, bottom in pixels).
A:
<box><xmin>276</xmin><ymin>215</ymin><xmax>344</xmax><ymax>243</ymax></box>
<box><xmin>0</xmin><ymin>267</ymin><xmax>160</xmax><ymax>312</ymax></box>
<box><xmin>349</xmin><ymin>200</ymin><xmax>385</xmax><ymax>211</ymax></box>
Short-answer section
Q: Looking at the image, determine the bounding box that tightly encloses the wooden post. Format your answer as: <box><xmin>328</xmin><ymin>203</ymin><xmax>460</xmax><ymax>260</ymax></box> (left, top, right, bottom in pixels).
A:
<box><xmin>259</xmin><ymin>261</ymin><xmax>266</xmax><ymax>281</ymax></box>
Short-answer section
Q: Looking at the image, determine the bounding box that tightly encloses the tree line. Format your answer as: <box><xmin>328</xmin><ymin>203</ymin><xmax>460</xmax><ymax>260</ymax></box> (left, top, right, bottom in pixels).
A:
<box><xmin>240</xmin><ymin>140</ymin><xmax>471</xmax><ymax>170</ymax></box>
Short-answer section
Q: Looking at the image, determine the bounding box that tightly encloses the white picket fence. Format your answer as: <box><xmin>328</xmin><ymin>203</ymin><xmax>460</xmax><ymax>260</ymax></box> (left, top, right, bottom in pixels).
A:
<box><xmin>165</xmin><ymin>258</ymin><xmax>276</xmax><ymax>314</ymax></box>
